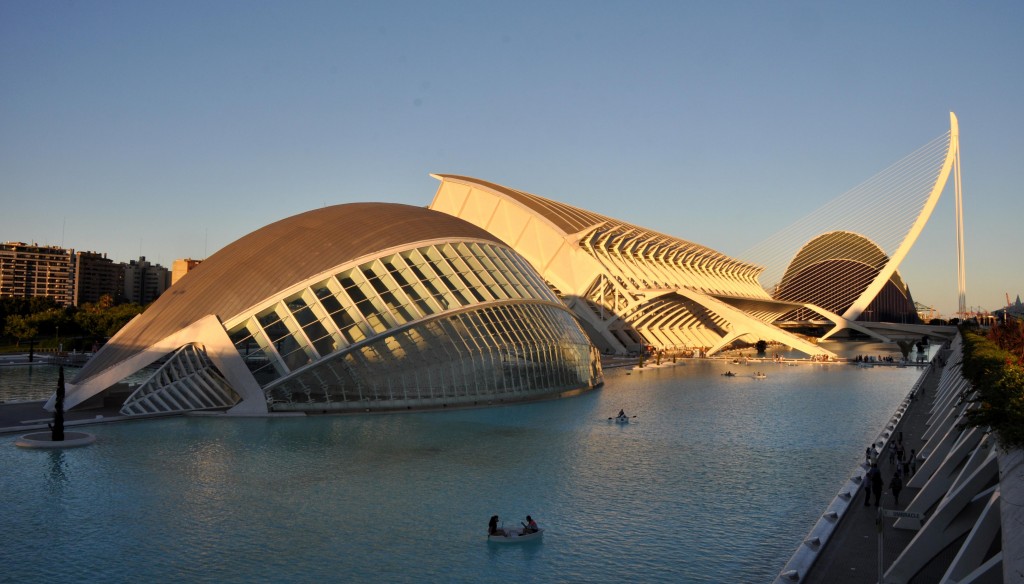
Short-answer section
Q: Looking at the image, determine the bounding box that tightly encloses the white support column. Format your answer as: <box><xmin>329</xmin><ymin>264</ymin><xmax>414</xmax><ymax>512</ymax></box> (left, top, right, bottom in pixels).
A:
<box><xmin>998</xmin><ymin>448</ymin><xmax>1024</xmax><ymax>583</ymax></box>
<box><xmin>939</xmin><ymin>490</ymin><xmax>1002</xmax><ymax>584</ymax></box>
<box><xmin>897</xmin><ymin>427</ymin><xmax>985</xmax><ymax>526</ymax></box>
<box><xmin>884</xmin><ymin>454</ymin><xmax>999</xmax><ymax>583</ymax></box>
<box><xmin>911</xmin><ymin>405</ymin><xmax>971</xmax><ymax>488</ymax></box>
<box><xmin>920</xmin><ymin>380</ymin><xmax>969</xmax><ymax>445</ymax></box>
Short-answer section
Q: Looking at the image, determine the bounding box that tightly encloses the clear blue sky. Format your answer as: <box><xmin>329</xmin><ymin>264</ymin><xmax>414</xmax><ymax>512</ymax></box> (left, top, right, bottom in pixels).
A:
<box><xmin>2</xmin><ymin>1</ymin><xmax>1021</xmax><ymax>316</ymax></box>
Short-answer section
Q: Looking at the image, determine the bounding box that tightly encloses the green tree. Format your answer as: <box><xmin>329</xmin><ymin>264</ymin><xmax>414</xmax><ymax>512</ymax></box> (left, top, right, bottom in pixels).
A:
<box><xmin>4</xmin><ymin>314</ymin><xmax>38</xmax><ymax>347</ymax></box>
<box><xmin>961</xmin><ymin>324</ymin><xmax>1024</xmax><ymax>450</ymax></box>
<box><xmin>73</xmin><ymin>298</ymin><xmax>144</xmax><ymax>339</ymax></box>
<box><xmin>102</xmin><ymin>303</ymin><xmax>144</xmax><ymax>336</ymax></box>
<box><xmin>73</xmin><ymin>304</ymin><xmax>105</xmax><ymax>339</ymax></box>
<box><xmin>30</xmin><ymin>308</ymin><xmax>71</xmax><ymax>339</ymax></box>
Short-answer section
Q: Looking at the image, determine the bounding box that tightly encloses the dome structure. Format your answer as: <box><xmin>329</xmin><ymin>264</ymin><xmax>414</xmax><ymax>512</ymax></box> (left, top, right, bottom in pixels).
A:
<box><xmin>52</xmin><ymin>203</ymin><xmax>601</xmax><ymax>416</ymax></box>
<box><xmin>774</xmin><ymin>231</ymin><xmax>919</xmax><ymax>324</ymax></box>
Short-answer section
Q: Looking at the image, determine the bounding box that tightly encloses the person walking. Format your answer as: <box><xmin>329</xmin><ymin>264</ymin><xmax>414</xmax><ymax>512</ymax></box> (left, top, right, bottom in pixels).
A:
<box><xmin>889</xmin><ymin>472</ymin><xmax>904</xmax><ymax>506</ymax></box>
<box><xmin>865</xmin><ymin>463</ymin><xmax>881</xmax><ymax>506</ymax></box>
<box><xmin>870</xmin><ymin>463</ymin><xmax>884</xmax><ymax>507</ymax></box>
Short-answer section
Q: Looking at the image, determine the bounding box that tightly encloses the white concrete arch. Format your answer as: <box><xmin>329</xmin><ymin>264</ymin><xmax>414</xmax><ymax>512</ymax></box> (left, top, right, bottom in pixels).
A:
<box><xmin>843</xmin><ymin>113</ymin><xmax>960</xmax><ymax>321</ymax></box>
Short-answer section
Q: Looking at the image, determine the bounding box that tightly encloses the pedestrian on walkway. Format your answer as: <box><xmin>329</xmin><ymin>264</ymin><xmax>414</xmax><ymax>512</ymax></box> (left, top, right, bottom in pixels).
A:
<box><xmin>865</xmin><ymin>445</ymin><xmax>873</xmax><ymax>464</ymax></box>
<box><xmin>870</xmin><ymin>464</ymin><xmax>884</xmax><ymax>506</ymax></box>
<box><xmin>889</xmin><ymin>472</ymin><xmax>903</xmax><ymax>506</ymax></box>
<box><xmin>864</xmin><ymin>463</ymin><xmax>877</xmax><ymax>506</ymax></box>
<box><xmin>889</xmin><ymin>442</ymin><xmax>896</xmax><ymax>464</ymax></box>
<box><xmin>909</xmin><ymin>449</ymin><xmax>917</xmax><ymax>476</ymax></box>
<box><xmin>864</xmin><ymin>462</ymin><xmax>881</xmax><ymax>506</ymax></box>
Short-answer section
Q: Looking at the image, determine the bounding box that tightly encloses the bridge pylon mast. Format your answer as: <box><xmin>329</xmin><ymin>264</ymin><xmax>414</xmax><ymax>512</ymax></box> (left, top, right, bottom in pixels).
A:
<box><xmin>952</xmin><ymin>112</ymin><xmax>967</xmax><ymax>319</ymax></box>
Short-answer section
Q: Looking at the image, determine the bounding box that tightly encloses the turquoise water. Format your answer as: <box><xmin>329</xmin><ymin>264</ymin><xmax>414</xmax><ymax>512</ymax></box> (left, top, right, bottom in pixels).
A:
<box><xmin>1</xmin><ymin>359</ymin><xmax>922</xmax><ymax>583</ymax></box>
<box><xmin>0</xmin><ymin>363</ymin><xmax>86</xmax><ymax>402</ymax></box>
<box><xmin>0</xmin><ymin>364</ymin><xmax>153</xmax><ymax>403</ymax></box>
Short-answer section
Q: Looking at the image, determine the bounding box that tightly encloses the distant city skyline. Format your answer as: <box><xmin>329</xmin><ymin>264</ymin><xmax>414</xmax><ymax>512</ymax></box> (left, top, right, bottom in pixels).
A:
<box><xmin>2</xmin><ymin>2</ymin><xmax>1022</xmax><ymax>316</ymax></box>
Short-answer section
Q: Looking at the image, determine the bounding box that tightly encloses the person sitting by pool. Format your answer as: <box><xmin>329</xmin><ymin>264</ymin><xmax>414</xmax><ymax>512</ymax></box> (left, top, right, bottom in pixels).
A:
<box><xmin>522</xmin><ymin>515</ymin><xmax>539</xmax><ymax>534</ymax></box>
<box><xmin>488</xmin><ymin>515</ymin><xmax>506</xmax><ymax>536</ymax></box>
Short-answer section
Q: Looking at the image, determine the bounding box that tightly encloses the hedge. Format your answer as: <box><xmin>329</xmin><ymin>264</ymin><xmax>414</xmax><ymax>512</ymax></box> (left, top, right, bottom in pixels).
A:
<box><xmin>960</xmin><ymin>326</ymin><xmax>1024</xmax><ymax>451</ymax></box>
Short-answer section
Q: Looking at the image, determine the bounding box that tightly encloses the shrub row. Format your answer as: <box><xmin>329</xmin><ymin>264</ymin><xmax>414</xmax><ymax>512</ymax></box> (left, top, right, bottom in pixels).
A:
<box><xmin>961</xmin><ymin>323</ymin><xmax>1024</xmax><ymax>451</ymax></box>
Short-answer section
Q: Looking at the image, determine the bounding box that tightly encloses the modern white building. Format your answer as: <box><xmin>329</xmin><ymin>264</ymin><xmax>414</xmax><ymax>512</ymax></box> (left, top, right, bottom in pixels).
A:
<box><xmin>52</xmin><ymin>203</ymin><xmax>601</xmax><ymax>416</ymax></box>
<box><xmin>428</xmin><ymin>174</ymin><xmax>833</xmax><ymax>358</ymax></box>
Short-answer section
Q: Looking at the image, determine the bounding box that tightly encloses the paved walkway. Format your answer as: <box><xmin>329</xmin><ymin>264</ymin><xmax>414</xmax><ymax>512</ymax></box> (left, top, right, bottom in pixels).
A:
<box><xmin>805</xmin><ymin>356</ymin><xmax>950</xmax><ymax>583</ymax></box>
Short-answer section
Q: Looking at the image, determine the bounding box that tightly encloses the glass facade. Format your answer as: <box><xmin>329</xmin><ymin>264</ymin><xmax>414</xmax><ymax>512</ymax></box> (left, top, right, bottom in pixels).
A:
<box><xmin>223</xmin><ymin>240</ymin><xmax>600</xmax><ymax>412</ymax></box>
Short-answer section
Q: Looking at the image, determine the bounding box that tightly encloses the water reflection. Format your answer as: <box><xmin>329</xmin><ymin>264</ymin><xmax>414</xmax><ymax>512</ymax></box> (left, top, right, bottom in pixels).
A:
<box><xmin>46</xmin><ymin>449</ymin><xmax>68</xmax><ymax>494</ymax></box>
<box><xmin>487</xmin><ymin>537</ymin><xmax>544</xmax><ymax>561</ymax></box>
<box><xmin>0</xmin><ymin>365</ymin><xmax>83</xmax><ymax>402</ymax></box>
<box><xmin>0</xmin><ymin>364</ymin><xmax>155</xmax><ymax>402</ymax></box>
<box><xmin>1</xmin><ymin>358</ymin><xmax>925</xmax><ymax>583</ymax></box>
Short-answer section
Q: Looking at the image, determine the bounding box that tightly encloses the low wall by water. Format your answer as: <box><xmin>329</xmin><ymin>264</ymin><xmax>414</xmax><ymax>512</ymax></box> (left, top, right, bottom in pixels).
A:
<box><xmin>777</xmin><ymin>335</ymin><xmax>1020</xmax><ymax>583</ymax></box>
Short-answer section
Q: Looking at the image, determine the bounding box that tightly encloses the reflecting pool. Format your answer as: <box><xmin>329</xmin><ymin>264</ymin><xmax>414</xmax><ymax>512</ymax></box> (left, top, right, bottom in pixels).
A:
<box><xmin>1</xmin><ymin>359</ymin><xmax>922</xmax><ymax>583</ymax></box>
<box><xmin>0</xmin><ymin>363</ymin><xmax>85</xmax><ymax>402</ymax></box>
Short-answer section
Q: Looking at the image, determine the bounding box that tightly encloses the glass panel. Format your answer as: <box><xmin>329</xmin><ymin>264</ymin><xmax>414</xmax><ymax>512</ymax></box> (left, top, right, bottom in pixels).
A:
<box><xmin>228</xmin><ymin>320</ymin><xmax>271</xmax><ymax>375</ymax></box>
<box><xmin>256</xmin><ymin>306</ymin><xmax>284</xmax><ymax>330</ymax></box>
<box><xmin>247</xmin><ymin>326</ymin><xmax>284</xmax><ymax>385</ymax></box>
<box><xmin>443</xmin><ymin>244</ymin><xmax>488</xmax><ymax>303</ymax></box>
<box><xmin>408</xmin><ymin>263</ymin><xmax>450</xmax><ymax>311</ymax></box>
<box><xmin>276</xmin><ymin>334</ymin><xmax>312</xmax><ymax>371</ymax></box>
<box><xmin>366</xmin><ymin>261</ymin><xmax>418</xmax><ymax>325</ymax></box>
<box><xmin>341</xmin><ymin>268</ymin><xmax>391</xmax><ymax>334</ymax></box>
<box><xmin>334</xmin><ymin>307</ymin><xmax>366</xmax><ymax>345</ymax></box>
<box><xmin>285</xmin><ymin>292</ymin><xmax>334</xmax><ymax>357</ymax></box>
<box><xmin>264</xmin><ymin>298</ymin><xmax>597</xmax><ymax>410</ymax></box>
<box><xmin>262</xmin><ymin>316</ymin><xmax>291</xmax><ymax>344</ymax></box>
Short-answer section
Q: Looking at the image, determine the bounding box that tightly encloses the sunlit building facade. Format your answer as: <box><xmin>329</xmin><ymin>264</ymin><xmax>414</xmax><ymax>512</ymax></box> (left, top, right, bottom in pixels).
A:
<box><xmin>73</xmin><ymin>251</ymin><xmax>122</xmax><ymax>306</ymax></box>
<box><xmin>0</xmin><ymin>242</ymin><xmax>74</xmax><ymax>305</ymax></box>
<box><xmin>122</xmin><ymin>257</ymin><xmax>170</xmax><ymax>305</ymax></box>
<box><xmin>428</xmin><ymin>174</ymin><xmax>833</xmax><ymax>358</ymax></box>
<box><xmin>171</xmin><ymin>258</ymin><xmax>202</xmax><ymax>286</ymax></box>
<box><xmin>53</xmin><ymin>203</ymin><xmax>601</xmax><ymax>416</ymax></box>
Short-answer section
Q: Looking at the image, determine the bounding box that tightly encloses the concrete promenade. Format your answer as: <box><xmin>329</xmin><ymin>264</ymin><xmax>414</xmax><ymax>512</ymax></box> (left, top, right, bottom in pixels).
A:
<box><xmin>803</xmin><ymin>356</ymin><xmax>951</xmax><ymax>583</ymax></box>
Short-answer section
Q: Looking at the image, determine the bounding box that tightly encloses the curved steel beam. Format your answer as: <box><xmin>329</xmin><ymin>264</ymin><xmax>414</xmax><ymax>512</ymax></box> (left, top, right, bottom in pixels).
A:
<box><xmin>843</xmin><ymin>112</ymin><xmax>959</xmax><ymax>320</ymax></box>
